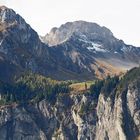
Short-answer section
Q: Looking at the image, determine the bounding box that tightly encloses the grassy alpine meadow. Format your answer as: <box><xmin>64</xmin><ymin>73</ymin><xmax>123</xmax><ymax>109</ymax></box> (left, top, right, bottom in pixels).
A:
<box><xmin>70</xmin><ymin>81</ymin><xmax>95</xmax><ymax>92</ymax></box>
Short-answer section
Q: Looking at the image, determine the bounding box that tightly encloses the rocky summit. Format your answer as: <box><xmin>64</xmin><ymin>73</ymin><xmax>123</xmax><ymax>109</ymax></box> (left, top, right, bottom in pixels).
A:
<box><xmin>0</xmin><ymin>6</ymin><xmax>140</xmax><ymax>140</ymax></box>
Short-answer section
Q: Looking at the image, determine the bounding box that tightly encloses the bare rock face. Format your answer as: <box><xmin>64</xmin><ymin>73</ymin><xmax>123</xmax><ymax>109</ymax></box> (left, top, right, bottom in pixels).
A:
<box><xmin>0</xmin><ymin>77</ymin><xmax>140</xmax><ymax>140</ymax></box>
<box><xmin>95</xmin><ymin>79</ymin><xmax>140</xmax><ymax>140</ymax></box>
<box><xmin>0</xmin><ymin>94</ymin><xmax>97</xmax><ymax>140</ymax></box>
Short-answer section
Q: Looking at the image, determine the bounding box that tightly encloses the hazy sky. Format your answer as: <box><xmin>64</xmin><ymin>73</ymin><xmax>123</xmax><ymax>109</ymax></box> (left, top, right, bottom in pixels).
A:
<box><xmin>0</xmin><ymin>0</ymin><xmax>140</xmax><ymax>46</ymax></box>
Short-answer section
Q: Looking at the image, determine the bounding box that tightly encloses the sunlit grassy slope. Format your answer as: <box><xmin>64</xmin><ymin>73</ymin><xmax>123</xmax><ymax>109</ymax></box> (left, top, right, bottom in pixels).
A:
<box><xmin>70</xmin><ymin>81</ymin><xmax>94</xmax><ymax>92</ymax></box>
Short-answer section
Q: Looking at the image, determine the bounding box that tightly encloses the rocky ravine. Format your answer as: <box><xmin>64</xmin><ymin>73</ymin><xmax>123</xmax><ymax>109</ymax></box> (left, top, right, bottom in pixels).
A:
<box><xmin>0</xmin><ymin>78</ymin><xmax>140</xmax><ymax>140</ymax></box>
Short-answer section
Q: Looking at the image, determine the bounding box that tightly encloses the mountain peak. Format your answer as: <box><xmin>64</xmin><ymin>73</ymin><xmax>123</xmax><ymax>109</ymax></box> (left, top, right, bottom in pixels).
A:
<box><xmin>0</xmin><ymin>6</ymin><xmax>8</xmax><ymax>10</ymax></box>
<box><xmin>0</xmin><ymin>6</ymin><xmax>32</xmax><ymax>36</ymax></box>
<box><xmin>42</xmin><ymin>20</ymin><xmax>114</xmax><ymax>46</ymax></box>
<box><xmin>0</xmin><ymin>6</ymin><xmax>17</xmax><ymax>23</ymax></box>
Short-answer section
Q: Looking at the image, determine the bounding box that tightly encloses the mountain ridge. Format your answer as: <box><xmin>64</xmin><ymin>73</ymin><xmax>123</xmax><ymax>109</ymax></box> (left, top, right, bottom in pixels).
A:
<box><xmin>0</xmin><ymin>6</ymin><xmax>140</xmax><ymax>82</ymax></box>
<box><xmin>41</xmin><ymin>20</ymin><xmax>114</xmax><ymax>46</ymax></box>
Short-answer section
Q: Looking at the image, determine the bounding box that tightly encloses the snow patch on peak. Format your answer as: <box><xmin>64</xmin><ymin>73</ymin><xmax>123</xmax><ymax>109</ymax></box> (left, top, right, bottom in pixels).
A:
<box><xmin>79</xmin><ymin>34</ymin><xmax>88</xmax><ymax>40</ymax></box>
<box><xmin>121</xmin><ymin>45</ymin><xmax>133</xmax><ymax>53</ymax></box>
<box><xmin>78</xmin><ymin>37</ymin><xmax>107</xmax><ymax>53</ymax></box>
<box><xmin>0</xmin><ymin>40</ymin><xmax>3</xmax><ymax>45</ymax></box>
<box><xmin>88</xmin><ymin>43</ymin><xmax>107</xmax><ymax>52</ymax></box>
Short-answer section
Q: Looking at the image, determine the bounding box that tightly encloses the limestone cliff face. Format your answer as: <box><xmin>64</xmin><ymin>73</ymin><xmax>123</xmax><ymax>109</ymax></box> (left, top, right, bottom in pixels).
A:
<box><xmin>0</xmin><ymin>79</ymin><xmax>140</xmax><ymax>140</ymax></box>
<box><xmin>96</xmin><ymin>78</ymin><xmax>140</xmax><ymax>140</ymax></box>
<box><xmin>0</xmin><ymin>94</ymin><xmax>97</xmax><ymax>140</ymax></box>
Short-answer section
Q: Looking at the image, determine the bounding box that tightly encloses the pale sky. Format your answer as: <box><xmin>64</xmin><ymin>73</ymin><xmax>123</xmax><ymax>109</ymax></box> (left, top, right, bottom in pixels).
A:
<box><xmin>0</xmin><ymin>0</ymin><xmax>140</xmax><ymax>46</ymax></box>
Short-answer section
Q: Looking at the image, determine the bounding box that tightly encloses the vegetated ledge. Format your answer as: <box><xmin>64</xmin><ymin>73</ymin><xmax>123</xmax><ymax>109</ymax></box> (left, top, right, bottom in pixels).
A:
<box><xmin>0</xmin><ymin>67</ymin><xmax>139</xmax><ymax>107</ymax></box>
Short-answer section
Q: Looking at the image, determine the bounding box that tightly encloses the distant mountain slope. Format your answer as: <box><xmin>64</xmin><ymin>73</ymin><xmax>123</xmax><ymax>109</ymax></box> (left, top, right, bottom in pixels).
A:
<box><xmin>42</xmin><ymin>20</ymin><xmax>140</xmax><ymax>77</ymax></box>
<box><xmin>0</xmin><ymin>6</ymin><xmax>140</xmax><ymax>82</ymax></box>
